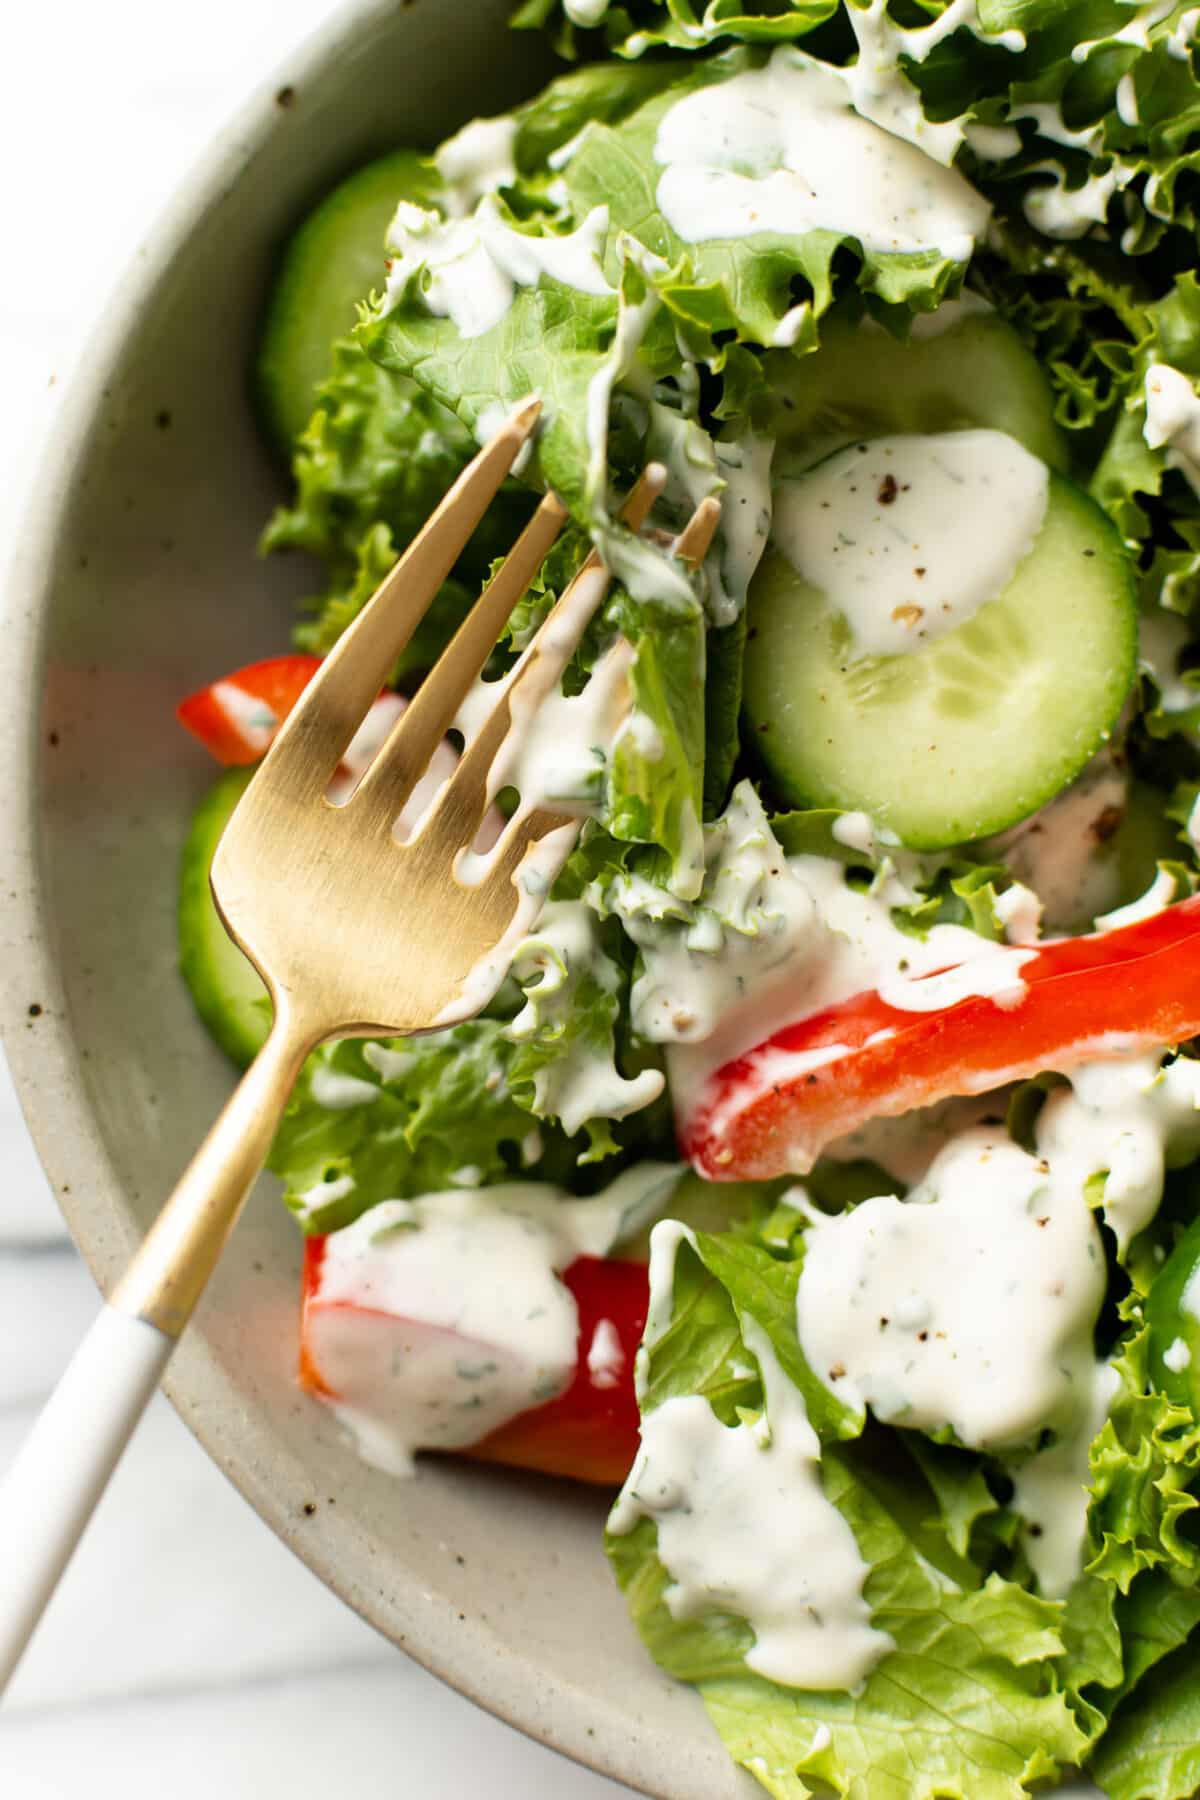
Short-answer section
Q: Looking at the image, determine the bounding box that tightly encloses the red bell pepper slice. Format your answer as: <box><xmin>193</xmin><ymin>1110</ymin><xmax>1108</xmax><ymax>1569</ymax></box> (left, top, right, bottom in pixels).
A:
<box><xmin>177</xmin><ymin>653</ymin><xmax>321</xmax><ymax>764</ymax></box>
<box><xmin>300</xmin><ymin>1236</ymin><xmax>646</xmax><ymax>1486</ymax></box>
<box><xmin>682</xmin><ymin>893</ymin><xmax>1200</xmax><ymax>1182</ymax></box>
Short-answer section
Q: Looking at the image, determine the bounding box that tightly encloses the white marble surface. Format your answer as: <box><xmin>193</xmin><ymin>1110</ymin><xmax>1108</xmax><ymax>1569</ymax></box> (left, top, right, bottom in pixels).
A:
<box><xmin>0</xmin><ymin>4</ymin><xmax>632</xmax><ymax>1792</ymax></box>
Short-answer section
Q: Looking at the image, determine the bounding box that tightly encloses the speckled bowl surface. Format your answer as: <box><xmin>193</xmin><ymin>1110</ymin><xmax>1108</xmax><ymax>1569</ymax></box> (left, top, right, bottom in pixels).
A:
<box><xmin>0</xmin><ymin>3</ymin><xmax>755</xmax><ymax>1792</ymax></box>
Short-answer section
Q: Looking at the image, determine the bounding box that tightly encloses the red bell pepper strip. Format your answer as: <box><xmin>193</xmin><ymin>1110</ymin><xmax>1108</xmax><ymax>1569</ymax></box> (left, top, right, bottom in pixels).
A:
<box><xmin>178</xmin><ymin>653</ymin><xmax>322</xmax><ymax>765</ymax></box>
<box><xmin>300</xmin><ymin>1237</ymin><xmax>647</xmax><ymax>1486</ymax></box>
<box><xmin>682</xmin><ymin>893</ymin><xmax>1200</xmax><ymax>1183</ymax></box>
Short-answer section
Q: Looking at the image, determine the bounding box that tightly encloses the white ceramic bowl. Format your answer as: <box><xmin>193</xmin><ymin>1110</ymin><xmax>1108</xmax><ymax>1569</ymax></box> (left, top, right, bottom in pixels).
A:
<box><xmin>0</xmin><ymin>4</ymin><xmax>752</xmax><ymax>1793</ymax></box>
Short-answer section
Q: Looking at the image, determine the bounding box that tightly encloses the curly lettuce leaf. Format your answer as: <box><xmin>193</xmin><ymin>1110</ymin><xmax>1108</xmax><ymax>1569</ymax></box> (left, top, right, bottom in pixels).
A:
<box><xmin>607</xmin><ymin>1230</ymin><xmax>1091</xmax><ymax>1800</ymax></box>
<box><xmin>506</xmin><ymin>899</ymin><xmax>666</xmax><ymax>1157</ymax></box>
<box><xmin>701</xmin><ymin>618</ymin><xmax>744</xmax><ymax>823</ymax></box>
<box><xmin>267</xmin><ymin>1025</ymin><xmax>538</xmax><ymax>1232</ymax></box>
<box><xmin>512</xmin><ymin>56</ymin><xmax>682</xmax><ymax>170</ymax></box>
<box><xmin>267</xmin><ymin>1010</ymin><xmax>675</xmax><ymax>1232</ymax></box>
<box><xmin>1090</xmin><ymin>1637</ymin><xmax>1200</xmax><ymax>1800</ymax></box>
<box><xmin>263</xmin><ymin>336</ymin><xmax>528</xmax><ymax>669</ymax></box>
<box><xmin>562</xmin><ymin>46</ymin><xmax>977</xmax><ymax>358</ymax></box>
<box><xmin>1084</xmin><ymin>1320</ymin><xmax>1200</xmax><ymax>1593</ymax></box>
<box><xmin>514</xmin><ymin>0</ymin><xmax>851</xmax><ymax>60</ymax></box>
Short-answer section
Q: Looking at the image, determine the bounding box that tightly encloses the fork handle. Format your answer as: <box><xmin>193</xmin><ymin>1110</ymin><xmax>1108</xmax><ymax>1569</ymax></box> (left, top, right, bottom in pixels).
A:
<box><xmin>0</xmin><ymin>1305</ymin><xmax>171</xmax><ymax>1690</ymax></box>
<box><xmin>0</xmin><ymin>1009</ymin><xmax>314</xmax><ymax>1693</ymax></box>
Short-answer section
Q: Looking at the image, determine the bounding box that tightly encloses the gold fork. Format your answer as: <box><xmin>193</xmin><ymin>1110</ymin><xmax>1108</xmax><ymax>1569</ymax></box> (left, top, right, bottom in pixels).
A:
<box><xmin>0</xmin><ymin>396</ymin><xmax>720</xmax><ymax>1689</ymax></box>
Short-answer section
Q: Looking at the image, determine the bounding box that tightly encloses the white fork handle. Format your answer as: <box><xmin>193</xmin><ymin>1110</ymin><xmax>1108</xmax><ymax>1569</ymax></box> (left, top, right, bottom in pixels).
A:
<box><xmin>0</xmin><ymin>1305</ymin><xmax>172</xmax><ymax>1691</ymax></box>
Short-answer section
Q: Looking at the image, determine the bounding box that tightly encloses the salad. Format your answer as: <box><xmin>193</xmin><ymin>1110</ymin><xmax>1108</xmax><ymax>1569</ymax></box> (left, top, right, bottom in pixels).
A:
<box><xmin>175</xmin><ymin>1</ymin><xmax>1200</xmax><ymax>1794</ymax></box>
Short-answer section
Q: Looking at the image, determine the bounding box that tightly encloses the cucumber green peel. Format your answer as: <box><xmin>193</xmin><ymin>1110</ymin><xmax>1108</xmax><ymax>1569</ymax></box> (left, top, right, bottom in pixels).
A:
<box><xmin>178</xmin><ymin>770</ymin><xmax>271</xmax><ymax>1067</ymax></box>
<box><xmin>764</xmin><ymin>309</ymin><xmax>1069</xmax><ymax>477</ymax></box>
<box><xmin>255</xmin><ymin>148</ymin><xmax>444</xmax><ymax>455</ymax></box>
<box><xmin>744</xmin><ymin>471</ymin><xmax>1137</xmax><ymax>850</ymax></box>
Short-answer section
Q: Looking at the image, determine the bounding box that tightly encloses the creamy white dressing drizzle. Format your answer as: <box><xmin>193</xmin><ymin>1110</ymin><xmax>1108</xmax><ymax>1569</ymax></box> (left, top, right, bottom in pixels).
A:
<box><xmin>1140</xmin><ymin>607</ymin><xmax>1199</xmax><ymax>712</ymax></box>
<box><xmin>434</xmin><ymin>115</ymin><xmax>518</xmax><ymax>216</ymax></box>
<box><xmin>308</xmin><ymin>1066</ymin><xmax>380</xmax><ymax>1111</ymax></box>
<box><xmin>211</xmin><ymin>682</ymin><xmax>277</xmax><ymax>753</ymax></box>
<box><xmin>295</xmin><ymin>1173</ymin><xmax>356</xmax><ymax>1227</ymax></box>
<box><xmin>1164</xmin><ymin>1336</ymin><xmax>1192</xmax><ymax>1371</ymax></box>
<box><xmin>601</xmin><ymin>785</ymin><xmax>823</xmax><ymax>1046</ymax></box>
<box><xmin>584</xmin><ymin>241</ymin><xmax>667</xmax><ymax>509</ymax></box>
<box><xmin>507</xmin><ymin>899</ymin><xmax>664</xmax><ymax>1134</ymax></box>
<box><xmin>844</xmin><ymin>0</ymin><xmax>1023</xmax><ymax>165</ymax></box>
<box><xmin>1168</xmin><ymin>6</ymin><xmax>1200</xmax><ymax>58</ymax></box>
<box><xmin>992</xmin><ymin>881</ymin><xmax>1044</xmax><ymax>945</ymax></box>
<box><xmin>1183</xmin><ymin>1263</ymin><xmax>1200</xmax><ymax>1319</ymax></box>
<box><xmin>664</xmin><ymin>840</ymin><xmax>1033</xmax><ymax>1136</ymax></box>
<box><xmin>712</xmin><ymin>435</ymin><xmax>774</xmax><ymax>625</ymax></box>
<box><xmin>1011</xmin><ymin>1362</ymin><xmax>1120</xmax><ymax>1599</ymax></box>
<box><xmin>1189</xmin><ymin>793</ymin><xmax>1200</xmax><ymax>855</ymax></box>
<box><xmin>1094</xmin><ymin>866</ymin><xmax>1177</xmax><ymax>930</ymax></box>
<box><xmin>587</xmin><ymin>1318</ymin><xmax>626</xmax><ymax>1389</ymax></box>
<box><xmin>770</xmin><ymin>430</ymin><xmax>1048</xmax><ymax>659</ymax></box>
<box><xmin>1073</xmin><ymin>0</ymin><xmax>1177</xmax><ymax>60</ymax></box>
<box><xmin>384</xmin><ymin>196</ymin><xmax>610</xmax><ymax>339</ymax></box>
<box><xmin>652</xmin><ymin>49</ymin><xmax>989</xmax><ymax>261</ymax></box>
<box><xmin>455</xmin><ymin>596</ymin><xmax>632</xmax><ymax>823</ymax></box>
<box><xmin>362</xmin><ymin>1041</ymin><xmax>414</xmax><ymax>1083</ymax></box>
<box><xmin>431</xmin><ymin>818</ymin><xmax>581</xmax><ymax>1029</ymax></box>
<box><xmin>797</xmin><ymin>1130</ymin><xmax>1108</xmax><ymax>1450</ymax></box>
<box><xmin>985</xmin><ymin>750</ymin><xmax>1132</xmax><ymax>935</ymax></box>
<box><xmin>309</xmin><ymin>1165</ymin><xmax>682</xmax><ymax>1475</ymax></box>
<box><xmin>1024</xmin><ymin>159</ymin><xmax>1129</xmax><ymax>242</ymax></box>
<box><xmin>1037</xmin><ymin>1049</ymin><xmax>1200</xmax><ymax>1250</ymax></box>
<box><xmin>610</xmin><ymin>1223</ymin><xmax>891</xmax><ymax>1689</ymax></box>
<box><xmin>563</xmin><ymin>0</ymin><xmax>611</xmax><ymax>24</ymax></box>
<box><xmin>1117</xmin><ymin>72</ymin><xmax>1141</xmax><ymax>127</ymax></box>
<box><xmin>1144</xmin><ymin>362</ymin><xmax>1200</xmax><ymax>499</ymax></box>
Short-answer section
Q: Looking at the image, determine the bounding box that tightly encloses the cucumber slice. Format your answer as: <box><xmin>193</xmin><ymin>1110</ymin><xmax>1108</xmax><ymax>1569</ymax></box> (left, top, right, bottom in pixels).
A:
<box><xmin>1147</xmin><ymin>1212</ymin><xmax>1200</xmax><ymax>1411</ymax></box>
<box><xmin>255</xmin><ymin>148</ymin><xmax>443</xmax><ymax>455</ymax></box>
<box><xmin>766</xmin><ymin>306</ymin><xmax>1068</xmax><ymax>475</ymax></box>
<box><xmin>179</xmin><ymin>770</ymin><xmax>271</xmax><ymax>1066</ymax></box>
<box><xmin>744</xmin><ymin>465</ymin><xmax>1137</xmax><ymax>850</ymax></box>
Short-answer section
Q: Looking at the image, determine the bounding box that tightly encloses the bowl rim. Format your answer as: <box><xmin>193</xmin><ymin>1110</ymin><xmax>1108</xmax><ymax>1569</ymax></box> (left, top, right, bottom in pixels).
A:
<box><xmin>0</xmin><ymin>6</ymin><xmax>667</xmax><ymax>1791</ymax></box>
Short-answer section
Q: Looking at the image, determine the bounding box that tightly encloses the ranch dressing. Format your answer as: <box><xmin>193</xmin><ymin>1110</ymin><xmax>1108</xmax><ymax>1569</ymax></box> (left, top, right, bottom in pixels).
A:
<box><xmin>1144</xmin><ymin>362</ymin><xmax>1200</xmax><ymax>499</ymax></box>
<box><xmin>609</xmin><ymin>1223</ymin><xmax>891</xmax><ymax>1690</ymax></box>
<box><xmin>307</xmin><ymin>1165</ymin><xmax>681</xmax><ymax>1474</ymax></box>
<box><xmin>660</xmin><ymin>834</ymin><xmax>1033</xmax><ymax>1137</ymax></box>
<box><xmin>652</xmin><ymin>49</ymin><xmax>990</xmax><ymax>261</ymax></box>
<box><xmin>796</xmin><ymin>1131</ymin><xmax>1107</xmax><ymax>1449</ymax></box>
<box><xmin>1035</xmin><ymin>1049</ymin><xmax>1200</xmax><ymax>1250</ymax></box>
<box><xmin>384</xmin><ymin>196</ymin><xmax>610</xmax><ymax>339</ymax></box>
<box><xmin>434</xmin><ymin>115</ymin><xmax>518</xmax><ymax>215</ymax></box>
<box><xmin>507</xmin><ymin>900</ymin><xmax>665</xmax><ymax>1134</ymax></box>
<box><xmin>1011</xmin><ymin>1362</ymin><xmax>1120</xmax><ymax>1598</ymax></box>
<box><xmin>770</xmin><ymin>431</ymin><xmax>1049</xmax><ymax>659</ymax></box>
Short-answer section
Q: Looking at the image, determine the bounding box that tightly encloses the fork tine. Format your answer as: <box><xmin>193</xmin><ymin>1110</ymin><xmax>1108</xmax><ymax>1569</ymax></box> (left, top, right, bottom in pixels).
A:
<box><xmin>478</xmin><ymin>805</ymin><xmax>578</xmax><ymax>909</ymax></box>
<box><xmin>417</xmin><ymin>464</ymin><xmax>667</xmax><ymax>851</ymax></box>
<box><xmin>252</xmin><ymin>397</ymin><xmax>543</xmax><ymax>801</ymax></box>
<box><xmin>350</xmin><ymin>489</ymin><xmax>569</xmax><ymax>829</ymax></box>
<box><xmin>673</xmin><ymin>494</ymin><xmax>722</xmax><ymax>568</ymax></box>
